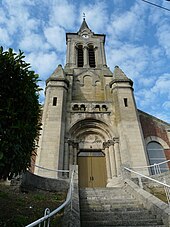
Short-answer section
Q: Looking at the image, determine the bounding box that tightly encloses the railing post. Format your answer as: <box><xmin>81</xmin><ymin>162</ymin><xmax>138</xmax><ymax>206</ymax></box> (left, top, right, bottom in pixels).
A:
<box><xmin>163</xmin><ymin>177</ymin><xmax>170</xmax><ymax>206</ymax></box>
<box><xmin>43</xmin><ymin>208</ymin><xmax>50</xmax><ymax>227</ymax></box>
<box><xmin>138</xmin><ymin>175</ymin><xmax>143</xmax><ymax>189</ymax></box>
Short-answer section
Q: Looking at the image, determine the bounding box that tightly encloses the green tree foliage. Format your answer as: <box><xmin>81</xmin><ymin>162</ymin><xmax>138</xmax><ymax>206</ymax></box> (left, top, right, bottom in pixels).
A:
<box><xmin>0</xmin><ymin>47</ymin><xmax>41</xmax><ymax>180</ymax></box>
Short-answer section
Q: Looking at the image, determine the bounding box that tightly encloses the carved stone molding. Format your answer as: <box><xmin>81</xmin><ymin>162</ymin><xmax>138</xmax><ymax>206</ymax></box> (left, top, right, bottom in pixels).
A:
<box><xmin>103</xmin><ymin>138</ymin><xmax>119</xmax><ymax>149</ymax></box>
<box><xmin>113</xmin><ymin>137</ymin><xmax>119</xmax><ymax>143</ymax></box>
<box><xmin>67</xmin><ymin>139</ymin><xmax>78</xmax><ymax>148</ymax></box>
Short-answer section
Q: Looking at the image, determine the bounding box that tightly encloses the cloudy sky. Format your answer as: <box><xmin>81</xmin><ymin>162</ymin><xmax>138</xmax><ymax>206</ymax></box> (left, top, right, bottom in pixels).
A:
<box><xmin>0</xmin><ymin>0</ymin><xmax>170</xmax><ymax>123</ymax></box>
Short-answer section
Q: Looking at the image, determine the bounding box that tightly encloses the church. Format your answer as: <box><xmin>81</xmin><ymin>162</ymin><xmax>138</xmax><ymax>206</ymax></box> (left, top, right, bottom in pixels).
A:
<box><xmin>34</xmin><ymin>18</ymin><xmax>170</xmax><ymax>188</ymax></box>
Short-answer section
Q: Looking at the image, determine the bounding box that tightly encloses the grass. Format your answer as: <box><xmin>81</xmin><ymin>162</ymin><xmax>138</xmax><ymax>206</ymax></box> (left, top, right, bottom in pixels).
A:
<box><xmin>144</xmin><ymin>185</ymin><xmax>168</xmax><ymax>203</ymax></box>
<box><xmin>0</xmin><ymin>184</ymin><xmax>66</xmax><ymax>227</ymax></box>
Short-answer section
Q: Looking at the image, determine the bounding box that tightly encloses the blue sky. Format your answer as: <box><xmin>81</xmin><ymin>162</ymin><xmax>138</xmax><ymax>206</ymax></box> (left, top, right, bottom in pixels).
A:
<box><xmin>0</xmin><ymin>0</ymin><xmax>170</xmax><ymax>123</ymax></box>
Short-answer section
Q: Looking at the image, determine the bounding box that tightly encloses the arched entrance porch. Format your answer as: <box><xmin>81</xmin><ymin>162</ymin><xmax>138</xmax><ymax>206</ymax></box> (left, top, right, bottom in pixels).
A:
<box><xmin>64</xmin><ymin>118</ymin><xmax>122</xmax><ymax>187</ymax></box>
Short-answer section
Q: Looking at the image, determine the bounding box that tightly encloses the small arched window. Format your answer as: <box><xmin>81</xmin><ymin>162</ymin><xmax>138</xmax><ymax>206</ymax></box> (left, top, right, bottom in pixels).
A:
<box><xmin>77</xmin><ymin>45</ymin><xmax>84</xmax><ymax>67</ymax></box>
<box><xmin>72</xmin><ymin>104</ymin><xmax>79</xmax><ymax>111</ymax></box>
<box><xmin>88</xmin><ymin>45</ymin><xmax>96</xmax><ymax>68</ymax></box>
<box><xmin>94</xmin><ymin>105</ymin><xmax>100</xmax><ymax>111</ymax></box>
<box><xmin>80</xmin><ymin>104</ymin><xmax>86</xmax><ymax>111</ymax></box>
<box><xmin>147</xmin><ymin>141</ymin><xmax>168</xmax><ymax>174</ymax></box>
<box><xmin>102</xmin><ymin>105</ymin><xmax>108</xmax><ymax>111</ymax></box>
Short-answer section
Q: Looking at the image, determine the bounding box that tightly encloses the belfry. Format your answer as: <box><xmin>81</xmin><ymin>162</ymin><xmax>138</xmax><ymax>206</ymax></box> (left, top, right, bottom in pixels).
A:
<box><xmin>35</xmin><ymin>19</ymin><xmax>170</xmax><ymax>188</ymax></box>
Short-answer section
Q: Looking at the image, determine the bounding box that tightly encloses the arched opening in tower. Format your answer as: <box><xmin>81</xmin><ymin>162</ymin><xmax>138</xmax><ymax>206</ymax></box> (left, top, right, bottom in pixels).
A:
<box><xmin>88</xmin><ymin>45</ymin><xmax>96</xmax><ymax>68</ymax></box>
<box><xmin>77</xmin><ymin>45</ymin><xmax>84</xmax><ymax>67</ymax></box>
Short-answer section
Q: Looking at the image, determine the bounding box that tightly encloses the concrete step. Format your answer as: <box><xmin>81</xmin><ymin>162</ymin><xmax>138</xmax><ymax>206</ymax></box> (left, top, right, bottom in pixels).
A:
<box><xmin>81</xmin><ymin>211</ymin><xmax>157</xmax><ymax>221</ymax></box>
<box><xmin>79</xmin><ymin>188</ymin><xmax>132</xmax><ymax>199</ymax></box>
<box><xmin>80</xmin><ymin>203</ymin><xmax>143</xmax><ymax>212</ymax></box>
<box><xmin>81</xmin><ymin>197</ymin><xmax>138</xmax><ymax>203</ymax></box>
<box><xmin>79</xmin><ymin>187</ymin><xmax>164</xmax><ymax>226</ymax></box>
<box><xmin>81</xmin><ymin>219</ymin><xmax>164</xmax><ymax>226</ymax></box>
<box><xmin>81</xmin><ymin>221</ymin><xmax>165</xmax><ymax>227</ymax></box>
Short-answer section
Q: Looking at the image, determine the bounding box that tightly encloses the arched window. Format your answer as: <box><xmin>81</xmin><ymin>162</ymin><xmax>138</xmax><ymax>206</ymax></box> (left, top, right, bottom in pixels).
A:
<box><xmin>77</xmin><ymin>45</ymin><xmax>84</xmax><ymax>67</ymax></box>
<box><xmin>72</xmin><ymin>104</ymin><xmax>79</xmax><ymax>111</ymax></box>
<box><xmin>102</xmin><ymin>105</ymin><xmax>108</xmax><ymax>111</ymax></box>
<box><xmin>94</xmin><ymin>105</ymin><xmax>100</xmax><ymax>111</ymax></box>
<box><xmin>88</xmin><ymin>45</ymin><xmax>96</xmax><ymax>68</ymax></box>
<box><xmin>80</xmin><ymin>104</ymin><xmax>86</xmax><ymax>111</ymax></box>
<box><xmin>147</xmin><ymin>141</ymin><xmax>168</xmax><ymax>174</ymax></box>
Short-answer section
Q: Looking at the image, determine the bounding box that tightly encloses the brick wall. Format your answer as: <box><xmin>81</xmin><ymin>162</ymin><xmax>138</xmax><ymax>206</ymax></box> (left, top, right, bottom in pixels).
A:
<box><xmin>139</xmin><ymin>111</ymin><xmax>170</xmax><ymax>166</ymax></box>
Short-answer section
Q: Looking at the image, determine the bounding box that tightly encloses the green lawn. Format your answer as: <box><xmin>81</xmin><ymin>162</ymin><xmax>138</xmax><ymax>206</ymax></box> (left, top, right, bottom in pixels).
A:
<box><xmin>0</xmin><ymin>184</ymin><xmax>66</xmax><ymax>227</ymax></box>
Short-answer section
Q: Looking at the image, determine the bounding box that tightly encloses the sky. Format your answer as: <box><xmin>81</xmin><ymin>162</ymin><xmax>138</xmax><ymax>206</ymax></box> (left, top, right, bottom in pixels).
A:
<box><xmin>0</xmin><ymin>0</ymin><xmax>170</xmax><ymax>123</ymax></box>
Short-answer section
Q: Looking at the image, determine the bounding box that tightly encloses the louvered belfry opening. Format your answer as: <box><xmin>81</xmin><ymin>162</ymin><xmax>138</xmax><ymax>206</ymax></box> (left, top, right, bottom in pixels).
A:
<box><xmin>88</xmin><ymin>45</ymin><xmax>96</xmax><ymax>68</ymax></box>
<box><xmin>77</xmin><ymin>45</ymin><xmax>84</xmax><ymax>67</ymax></box>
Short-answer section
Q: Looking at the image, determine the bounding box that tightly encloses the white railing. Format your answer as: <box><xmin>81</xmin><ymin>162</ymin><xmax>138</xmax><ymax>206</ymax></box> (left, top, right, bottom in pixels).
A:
<box><xmin>132</xmin><ymin>160</ymin><xmax>170</xmax><ymax>175</ymax></box>
<box><xmin>32</xmin><ymin>163</ymin><xmax>70</xmax><ymax>176</ymax></box>
<box><xmin>25</xmin><ymin>167</ymin><xmax>74</xmax><ymax>227</ymax></box>
<box><xmin>124</xmin><ymin>166</ymin><xmax>170</xmax><ymax>205</ymax></box>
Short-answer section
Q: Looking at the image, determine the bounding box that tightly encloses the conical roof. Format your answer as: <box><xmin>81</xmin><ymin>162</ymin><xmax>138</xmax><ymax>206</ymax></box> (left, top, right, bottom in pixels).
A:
<box><xmin>78</xmin><ymin>18</ymin><xmax>91</xmax><ymax>33</ymax></box>
<box><xmin>46</xmin><ymin>64</ymin><xmax>69</xmax><ymax>86</ymax></box>
<box><xmin>110</xmin><ymin>66</ymin><xmax>133</xmax><ymax>86</ymax></box>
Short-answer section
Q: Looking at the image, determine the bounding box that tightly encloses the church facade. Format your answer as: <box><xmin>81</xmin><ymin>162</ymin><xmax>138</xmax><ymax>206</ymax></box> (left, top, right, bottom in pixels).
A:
<box><xmin>35</xmin><ymin>19</ymin><xmax>170</xmax><ymax>187</ymax></box>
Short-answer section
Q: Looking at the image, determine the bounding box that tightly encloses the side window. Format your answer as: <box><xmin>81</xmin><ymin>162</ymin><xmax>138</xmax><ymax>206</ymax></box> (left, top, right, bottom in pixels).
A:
<box><xmin>124</xmin><ymin>98</ymin><xmax>128</xmax><ymax>107</ymax></box>
<box><xmin>52</xmin><ymin>97</ymin><xmax>57</xmax><ymax>106</ymax></box>
<box><xmin>147</xmin><ymin>141</ymin><xmax>168</xmax><ymax>174</ymax></box>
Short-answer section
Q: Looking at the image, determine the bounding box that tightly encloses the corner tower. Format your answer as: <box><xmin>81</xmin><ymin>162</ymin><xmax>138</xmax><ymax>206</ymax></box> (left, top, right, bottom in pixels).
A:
<box><xmin>35</xmin><ymin>19</ymin><xmax>149</xmax><ymax>186</ymax></box>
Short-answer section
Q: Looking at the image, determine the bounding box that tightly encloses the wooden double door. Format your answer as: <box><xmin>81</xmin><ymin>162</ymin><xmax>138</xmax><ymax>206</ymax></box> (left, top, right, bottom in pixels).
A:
<box><xmin>78</xmin><ymin>150</ymin><xmax>107</xmax><ymax>188</ymax></box>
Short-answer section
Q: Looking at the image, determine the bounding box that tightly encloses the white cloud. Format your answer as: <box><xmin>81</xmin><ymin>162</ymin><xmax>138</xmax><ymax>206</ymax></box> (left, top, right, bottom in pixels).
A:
<box><xmin>48</xmin><ymin>0</ymin><xmax>76</xmax><ymax>29</ymax></box>
<box><xmin>19</xmin><ymin>33</ymin><xmax>50</xmax><ymax>52</ymax></box>
<box><xmin>0</xmin><ymin>28</ymin><xmax>12</xmax><ymax>46</ymax></box>
<box><xmin>137</xmin><ymin>76</ymin><xmax>156</xmax><ymax>87</ymax></box>
<box><xmin>163</xmin><ymin>101</ymin><xmax>170</xmax><ymax>111</ymax></box>
<box><xmin>135</xmin><ymin>89</ymin><xmax>157</xmax><ymax>108</ymax></box>
<box><xmin>156</xmin><ymin>22</ymin><xmax>170</xmax><ymax>57</ymax></box>
<box><xmin>1</xmin><ymin>0</ymin><xmax>40</xmax><ymax>37</ymax></box>
<box><xmin>44</xmin><ymin>26</ymin><xmax>66</xmax><ymax>52</ymax></box>
<box><xmin>107</xmin><ymin>1</ymin><xmax>146</xmax><ymax>42</ymax></box>
<box><xmin>25</xmin><ymin>51</ymin><xmax>60</xmax><ymax>79</ymax></box>
<box><xmin>106</xmin><ymin>44</ymin><xmax>149</xmax><ymax>78</ymax></box>
<box><xmin>151</xmin><ymin>74</ymin><xmax>170</xmax><ymax>96</ymax></box>
<box><xmin>135</xmin><ymin>73</ymin><xmax>170</xmax><ymax>116</ymax></box>
<box><xmin>80</xmin><ymin>2</ymin><xmax>108</xmax><ymax>33</ymax></box>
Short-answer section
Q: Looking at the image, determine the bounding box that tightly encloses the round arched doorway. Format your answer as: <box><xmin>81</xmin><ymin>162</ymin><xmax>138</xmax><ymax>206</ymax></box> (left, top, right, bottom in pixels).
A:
<box><xmin>67</xmin><ymin>118</ymin><xmax>116</xmax><ymax>188</ymax></box>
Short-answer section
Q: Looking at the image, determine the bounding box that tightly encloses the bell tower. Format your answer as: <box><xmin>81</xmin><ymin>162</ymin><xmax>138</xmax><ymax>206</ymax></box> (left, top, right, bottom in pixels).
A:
<box><xmin>35</xmin><ymin>19</ymin><xmax>149</xmax><ymax>185</ymax></box>
<box><xmin>65</xmin><ymin>18</ymin><xmax>107</xmax><ymax>69</ymax></box>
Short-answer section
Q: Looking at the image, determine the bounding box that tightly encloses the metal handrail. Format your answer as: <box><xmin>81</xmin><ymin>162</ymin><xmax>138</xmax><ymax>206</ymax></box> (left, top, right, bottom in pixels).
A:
<box><xmin>124</xmin><ymin>166</ymin><xmax>170</xmax><ymax>205</ymax></box>
<box><xmin>32</xmin><ymin>163</ymin><xmax>70</xmax><ymax>173</ymax></box>
<box><xmin>25</xmin><ymin>169</ymin><xmax>74</xmax><ymax>227</ymax></box>
<box><xmin>132</xmin><ymin>159</ymin><xmax>170</xmax><ymax>169</ymax></box>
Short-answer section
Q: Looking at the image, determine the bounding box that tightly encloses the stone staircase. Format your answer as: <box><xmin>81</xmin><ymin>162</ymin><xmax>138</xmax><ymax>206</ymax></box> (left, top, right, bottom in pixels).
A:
<box><xmin>79</xmin><ymin>187</ymin><xmax>165</xmax><ymax>226</ymax></box>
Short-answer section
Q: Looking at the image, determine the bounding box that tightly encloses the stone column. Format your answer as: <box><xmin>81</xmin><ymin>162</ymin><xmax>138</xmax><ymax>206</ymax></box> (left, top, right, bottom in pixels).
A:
<box><xmin>104</xmin><ymin>144</ymin><xmax>112</xmax><ymax>181</ymax></box>
<box><xmin>114</xmin><ymin>138</ymin><xmax>121</xmax><ymax>176</ymax></box>
<box><xmin>64</xmin><ymin>141</ymin><xmax>69</xmax><ymax>177</ymax></box>
<box><xmin>108</xmin><ymin>141</ymin><xmax>117</xmax><ymax>178</ymax></box>
<box><xmin>69</xmin><ymin>142</ymin><xmax>74</xmax><ymax>165</ymax></box>
<box><xmin>94</xmin><ymin>46</ymin><xmax>98</xmax><ymax>67</ymax></box>
<box><xmin>66</xmin><ymin>38</ymin><xmax>71</xmax><ymax>65</ymax></box>
<box><xmin>73</xmin><ymin>143</ymin><xmax>78</xmax><ymax>165</ymax></box>
<box><xmin>83</xmin><ymin>46</ymin><xmax>89</xmax><ymax>67</ymax></box>
<box><xmin>100</xmin><ymin>41</ymin><xmax>107</xmax><ymax>67</ymax></box>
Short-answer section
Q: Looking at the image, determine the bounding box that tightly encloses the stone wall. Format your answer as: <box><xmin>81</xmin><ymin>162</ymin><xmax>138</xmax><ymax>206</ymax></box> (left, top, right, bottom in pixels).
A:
<box><xmin>21</xmin><ymin>171</ymin><xmax>69</xmax><ymax>192</ymax></box>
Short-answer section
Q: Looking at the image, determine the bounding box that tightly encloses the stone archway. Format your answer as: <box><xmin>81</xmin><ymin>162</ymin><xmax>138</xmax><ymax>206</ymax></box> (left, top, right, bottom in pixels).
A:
<box><xmin>63</xmin><ymin>118</ymin><xmax>122</xmax><ymax>187</ymax></box>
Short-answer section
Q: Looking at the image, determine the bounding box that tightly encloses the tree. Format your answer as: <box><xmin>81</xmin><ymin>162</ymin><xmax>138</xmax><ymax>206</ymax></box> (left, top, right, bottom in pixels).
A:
<box><xmin>0</xmin><ymin>47</ymin><xmax>41</xmax><ymax>180</ymax></box>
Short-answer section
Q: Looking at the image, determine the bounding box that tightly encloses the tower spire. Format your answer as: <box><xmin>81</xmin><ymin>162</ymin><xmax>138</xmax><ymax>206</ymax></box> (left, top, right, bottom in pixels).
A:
<box><xmin>79</xmin><ymin>15</ymin><xmax>90</xmax><ymax>32</ymax></box>
<box><xmin>83</xmin><ymin>12</ymin><xmax>86</xmax><ymax>20</ymax></box>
